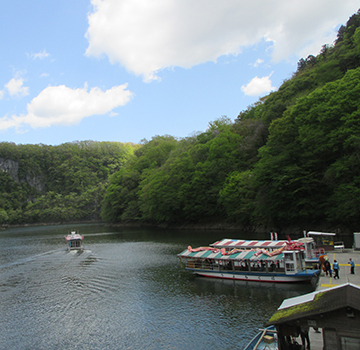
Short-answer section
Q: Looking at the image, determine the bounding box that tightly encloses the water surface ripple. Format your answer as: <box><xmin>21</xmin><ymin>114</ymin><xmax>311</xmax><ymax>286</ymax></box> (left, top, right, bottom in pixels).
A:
<box><xmin>0</xmin><ymin>224</ymin><xmax>315</xmax><ymax>349</ymax></box>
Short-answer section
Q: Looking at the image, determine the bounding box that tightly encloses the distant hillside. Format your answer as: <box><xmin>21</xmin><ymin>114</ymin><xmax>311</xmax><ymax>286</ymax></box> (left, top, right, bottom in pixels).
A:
<box><xmin>101</xmin><ymin>10</ymin><xmax>360</xmax><ymax>233</ymax></box>
<box><xmin>0</xmin><ymin>141</ymin><xmax>138</xmax><ymax>224</ymax></box>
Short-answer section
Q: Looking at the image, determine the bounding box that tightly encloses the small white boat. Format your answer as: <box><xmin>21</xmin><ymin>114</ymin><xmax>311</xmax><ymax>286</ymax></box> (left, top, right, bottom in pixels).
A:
<box><xmin>64</xmin><ymin>230</ymin><xmax>84</xmax><ymax>250</ymax></box>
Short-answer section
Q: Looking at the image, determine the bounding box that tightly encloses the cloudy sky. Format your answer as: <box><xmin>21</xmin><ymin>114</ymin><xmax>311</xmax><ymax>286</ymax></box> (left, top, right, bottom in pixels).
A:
<box><xmin>0</xmin><ymin>1</ymin><xmax>358</xmax><ymax>145</ymax></box>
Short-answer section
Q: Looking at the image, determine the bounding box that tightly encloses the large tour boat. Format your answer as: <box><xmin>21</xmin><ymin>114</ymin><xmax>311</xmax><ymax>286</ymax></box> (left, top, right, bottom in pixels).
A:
<box><xmin>64</xmin><ymin>230</ymin><xmax>84</xmax><ymax>250</ymax></box>
<box><xmin>210</xmin><ymin>235</ymin><xmax>325</xmax><ymax>268</ymax></box>
<box><xmin>177</xmin><ymin>237</ymin><xmax>320</xmax><ymax>283</ymax></box>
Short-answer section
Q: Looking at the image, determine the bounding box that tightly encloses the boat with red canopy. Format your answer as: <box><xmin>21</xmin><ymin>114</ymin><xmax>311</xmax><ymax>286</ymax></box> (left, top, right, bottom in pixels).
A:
<box><xmin>177</xmin><ymin>238</ymin><xmax>319</xmax><ymax>283</ymax></box>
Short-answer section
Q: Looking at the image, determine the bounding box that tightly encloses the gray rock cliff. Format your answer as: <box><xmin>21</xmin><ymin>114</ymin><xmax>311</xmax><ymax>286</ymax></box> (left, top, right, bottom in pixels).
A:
<box><xmin>0</xmin><ymin>157</ymin><xmax>45</xmax><ymax>193</ymax></box>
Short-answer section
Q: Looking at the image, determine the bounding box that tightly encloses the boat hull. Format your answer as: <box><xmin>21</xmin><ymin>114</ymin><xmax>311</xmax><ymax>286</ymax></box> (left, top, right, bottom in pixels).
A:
<box><xmin>186</xmin><ymin>268</ymin><xmax>317</xmax><ymax>283</ymax></box>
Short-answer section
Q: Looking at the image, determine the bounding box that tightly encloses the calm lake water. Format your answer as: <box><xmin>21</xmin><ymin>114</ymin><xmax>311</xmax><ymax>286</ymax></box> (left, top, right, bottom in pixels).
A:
<box><xmin>0</xmin><ymin>224</ymin><xmax>316</xmax><ymax>349</ymax></box>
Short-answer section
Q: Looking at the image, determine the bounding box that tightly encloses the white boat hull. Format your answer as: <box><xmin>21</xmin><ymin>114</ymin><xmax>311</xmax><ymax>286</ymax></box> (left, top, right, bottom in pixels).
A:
<box><xmin>188</xmin><ymin>269</ymin><xmax>316</xmax><ymax>283</ymax></box>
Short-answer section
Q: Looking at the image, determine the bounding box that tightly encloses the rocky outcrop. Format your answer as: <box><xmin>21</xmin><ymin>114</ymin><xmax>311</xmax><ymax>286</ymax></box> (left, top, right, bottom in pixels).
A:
<box><xmin>0</xmin><ymin>158</ymin><xmax>19</xmax><ymax>182</ymax></box>
<box><xmin>25</xmin><ymin>172</ymin><xmax>46</xmax><ymax>193</ymax></box>
<box><xmin>0</xmin><ymin>158</ymin><xmax>45</xmax><ymax>193</ymax></box>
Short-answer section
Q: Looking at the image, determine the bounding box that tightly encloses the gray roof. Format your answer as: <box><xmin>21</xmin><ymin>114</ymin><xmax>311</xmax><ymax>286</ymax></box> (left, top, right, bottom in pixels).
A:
<box><xmin>268</xmin><ymin>283</ymin><xmax>360</xmax><ymax>326</ymax></box>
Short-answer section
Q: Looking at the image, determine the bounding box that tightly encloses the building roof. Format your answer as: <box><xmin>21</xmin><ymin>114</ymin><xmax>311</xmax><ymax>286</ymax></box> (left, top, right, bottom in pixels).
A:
<box><xmin>268</xmin><ymin>283</ymin><xmax>360</xmax><ymax>326</ymax></box>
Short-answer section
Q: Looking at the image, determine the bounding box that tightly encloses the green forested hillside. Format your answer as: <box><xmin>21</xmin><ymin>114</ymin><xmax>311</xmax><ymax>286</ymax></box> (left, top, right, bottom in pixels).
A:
<box><xmin>101</xmin><ymin>10</ymin><xmax>360</xmax><ymax>232</ymax></box>
<box><xmin>2</xmin><ymin>11</ymin><xmax>360</xmax><ymax>232</ymax></box>
<box><xmin>0</xmin><ymin>141</ymin><xmax>138</xmax><ymax>224</ymax></box>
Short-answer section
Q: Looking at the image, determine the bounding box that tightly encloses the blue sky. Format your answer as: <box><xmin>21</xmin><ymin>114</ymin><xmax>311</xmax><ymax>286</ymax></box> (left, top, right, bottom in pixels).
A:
<box><xmin>0</xmin><ymin>1</ymin><xmax>358</xmax><ymax>145</ymax></box>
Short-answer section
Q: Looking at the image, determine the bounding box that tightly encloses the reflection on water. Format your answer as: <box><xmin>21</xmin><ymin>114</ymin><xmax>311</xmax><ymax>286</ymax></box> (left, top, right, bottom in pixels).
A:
<box><xmin>0</xmin><ymin>224</ymin><xmax>316</xmax><ymax>349</ymax></box>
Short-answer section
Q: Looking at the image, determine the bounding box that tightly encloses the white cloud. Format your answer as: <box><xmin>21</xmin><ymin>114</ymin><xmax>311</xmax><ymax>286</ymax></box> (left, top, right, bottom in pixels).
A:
<box><xmin>0</xmin><ymin>84</ymin><xmax>133</xmax><ymax>131</ymax></box>
<box><xmin>0</xmin><ymin>90</ymin><xmax>4</xmax><ymax>100</ymax></box>
<box><xmin>241</xmin><ymin>73</ymin><xmax>276</xmax><ymax>96</ymax></box>
<box><xmin>109</xmin><ymin>111</ymin><xmax>119</xmax><ymax>117</ymax></box>
<box><xmin>85</xmin><ymin>0</ymin><xmax>358</xmax><ymax>81</ymax></box>
<box><xmin>253</xmin><ymin>59</ymin><xmax>264</xmax><ymax>67</ymax></box>
<box><xmin>5</xmin><ymin>78</ymin><xmax>29</xmax><ymax>97</ymax></box>
<box><xmin>27</xmin><ymin>50</ymin><xmax>50</xmax><ymax>60</ymax></box>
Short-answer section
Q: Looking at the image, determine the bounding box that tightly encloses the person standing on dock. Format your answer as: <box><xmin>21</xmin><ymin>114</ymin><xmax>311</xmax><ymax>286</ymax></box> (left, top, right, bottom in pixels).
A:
<box><xmin>324</xmin><ymin>259</ymin><xmax>332</xmax><ymax>277</ymax></box>
<box><xmin>333</xmin><ymin>260</ymin><xmax>340</xmax><ymax>279</ymax></box>
<box><xmin>349</xmin><ymin>258</ymin><xmax>355</xmax><ymax>274</ymax></box>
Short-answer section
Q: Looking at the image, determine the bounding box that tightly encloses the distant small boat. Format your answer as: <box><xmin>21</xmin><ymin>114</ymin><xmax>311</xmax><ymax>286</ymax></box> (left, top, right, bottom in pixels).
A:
<box><xmin>243</xmin><ymin>325</ymin><xmax>277</xmax><ymax>350</ymax></box>
<box><xmin>64</xmin><ymin>230</ymin><xmax>84</xmax><ymax>250</ymax></box>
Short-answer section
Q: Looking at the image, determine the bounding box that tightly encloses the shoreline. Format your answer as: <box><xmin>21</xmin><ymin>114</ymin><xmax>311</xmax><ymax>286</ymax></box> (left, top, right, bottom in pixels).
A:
<box><xmin>1</xmin><ymin>221</ymin><xmax>357</xmax><ymax>242</ymax></box>
<box><xmin>0</xmin><ymin>220</ymin><xmax>103</xmax><ymax>230</ymax></box>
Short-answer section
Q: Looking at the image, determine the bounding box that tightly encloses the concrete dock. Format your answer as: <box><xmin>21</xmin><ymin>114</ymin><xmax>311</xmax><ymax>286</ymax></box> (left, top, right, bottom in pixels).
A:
<box><xmin>306</xmin><ymin>249</ymin><xmax>360</xmax><ymax>349</ymax></box>
<box><xmin>315</xmin><ymin>248</ymin><xmax>360</xmax><ymax>290</ymax></box>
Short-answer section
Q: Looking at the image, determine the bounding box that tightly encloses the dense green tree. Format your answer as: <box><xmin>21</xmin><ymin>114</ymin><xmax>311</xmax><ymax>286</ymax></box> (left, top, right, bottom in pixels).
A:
<box><xmin>101</xmin><ymin>136</ymin><xmax>177</xmax><ymax>222</ymax></box>
<box><xmin>218</xmin><ymin>170</ymin><xmax>256</xmax><ymax>227</ymax></box>
<box><xmin>101</xmin><ymin>168</ymin><xmax>141</xmax><ymax>222</ymax></box>
<box><xmin>0</xmin><ymin>141</ymin><xmax>136</xmax><ymax>224</ymax></box>
<box><xmin>253</xmin><ymin>67</ymin><xmax>360</xmax><ymax>227</ymax></box>
<box><xmin>180</xmin><ymin>121</ymin><xmax>243</xmax><ymax>221</ymax></box>
<box><xmin>0</xmin><ymin>209</ymin><xmax>8</xmax><ymax>224</ymax></box>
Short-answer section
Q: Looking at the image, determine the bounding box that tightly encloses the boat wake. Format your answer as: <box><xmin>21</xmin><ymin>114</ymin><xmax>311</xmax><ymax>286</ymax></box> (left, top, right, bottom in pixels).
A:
<box><xmin>0</xmin><ymin>249</ymin><xmax>63</xmax><ymax>269</ymax></box>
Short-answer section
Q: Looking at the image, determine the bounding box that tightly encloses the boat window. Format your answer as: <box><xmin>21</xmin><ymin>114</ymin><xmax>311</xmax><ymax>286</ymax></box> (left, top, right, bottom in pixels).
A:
<box><xmin>284</xmin><ymin>253</ymin><xmax>293</xmax><ymax>261</ymax></box>
<box><xmin>285</xmin><ymin>263</ymin><xmax>295</xmax><ymax>271</ymax></box>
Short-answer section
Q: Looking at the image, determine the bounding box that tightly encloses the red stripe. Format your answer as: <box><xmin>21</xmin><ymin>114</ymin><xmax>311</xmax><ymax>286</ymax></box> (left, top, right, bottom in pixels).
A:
<box><xmin>221</xmin><ymin>240</ymin><xmax>233</xmax><ymax>246</ymax></box>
